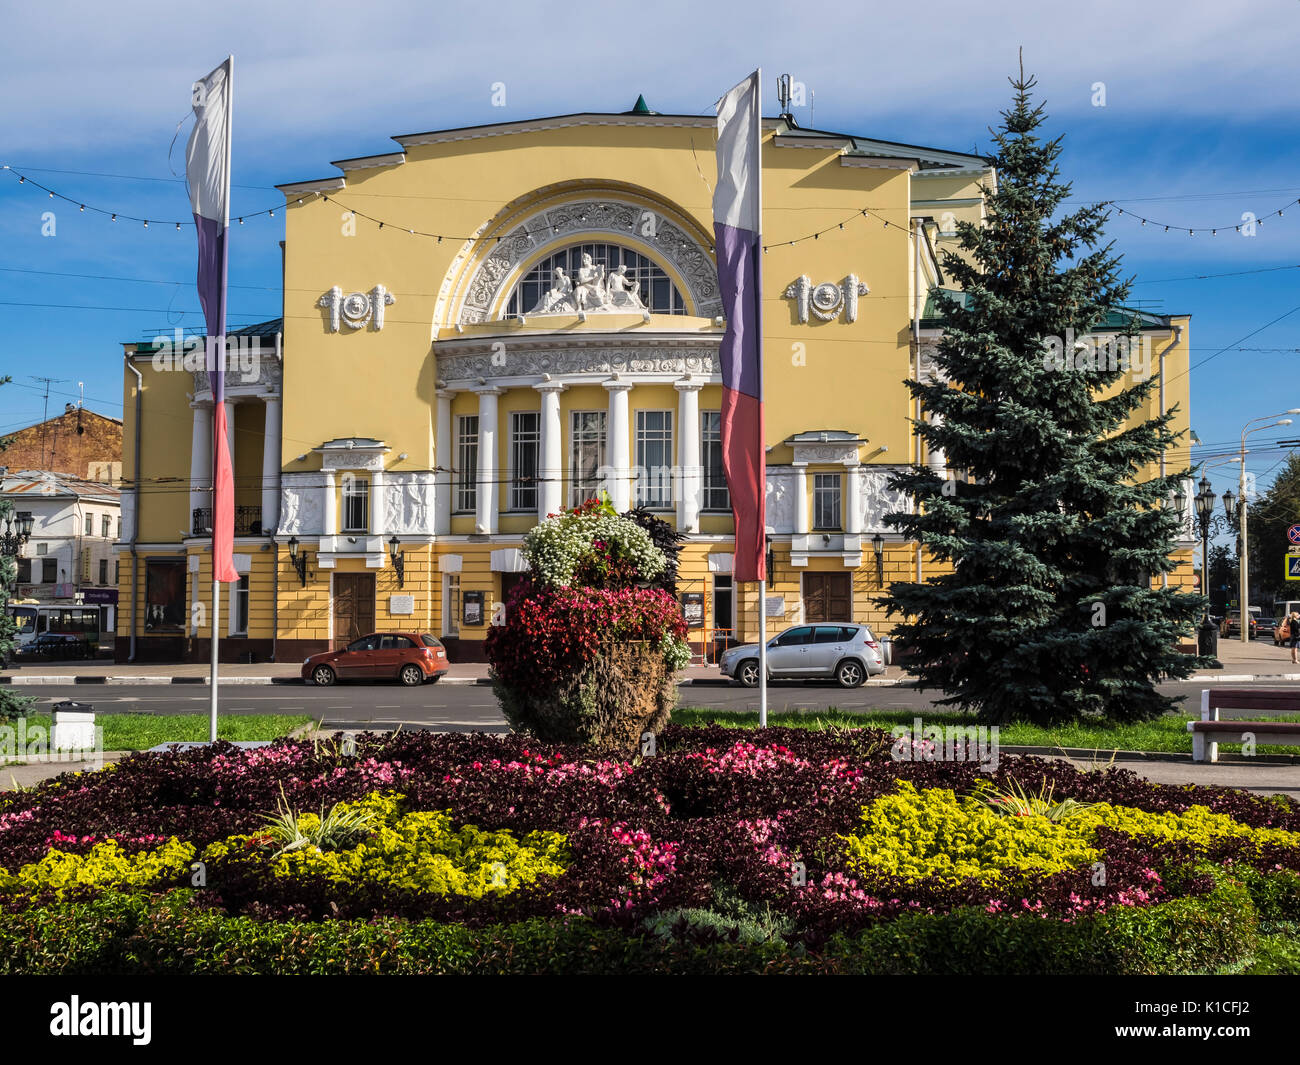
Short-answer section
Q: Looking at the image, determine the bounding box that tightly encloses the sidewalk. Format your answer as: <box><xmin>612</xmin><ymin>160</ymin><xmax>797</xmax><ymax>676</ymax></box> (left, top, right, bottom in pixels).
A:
<box><xmin>3</xmin><ymin>635</ymin><xmax>1298</xmax><ymax>686</ymax></box>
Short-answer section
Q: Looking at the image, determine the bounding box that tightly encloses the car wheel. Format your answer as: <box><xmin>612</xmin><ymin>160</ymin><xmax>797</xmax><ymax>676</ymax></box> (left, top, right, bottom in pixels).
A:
<box><xmin>737</xmin><ymin>659</ymin><xmax>760</xmax><ymax>688</ymax></box>
<box><xmin>399</xmin><ymin>664</ymin><xmax>425</xmax><ymax>686</ymax></box>
<box><xmin>311</xmin><ymin>665</ymin><xmax>336</xmax><ymax>687</ymax></box>
<box><xmin>835</xmin><ymin>659</ymin><xmax>866</xmax><ymax>688</ymax></box>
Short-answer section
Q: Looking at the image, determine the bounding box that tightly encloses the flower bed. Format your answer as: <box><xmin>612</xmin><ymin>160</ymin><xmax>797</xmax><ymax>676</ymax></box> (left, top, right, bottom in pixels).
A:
<box><xmin>0</xmin><ymin>726</ymin><xmax>1297</xmax><ymax>974</ymax></box>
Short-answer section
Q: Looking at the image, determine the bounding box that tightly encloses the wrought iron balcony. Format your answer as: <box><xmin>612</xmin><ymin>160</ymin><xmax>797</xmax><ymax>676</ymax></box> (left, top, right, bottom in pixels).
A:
<box><xmin>192</xmin><ymin>506</ymin><xmax>264</xmax><ymax>536</ymax></box>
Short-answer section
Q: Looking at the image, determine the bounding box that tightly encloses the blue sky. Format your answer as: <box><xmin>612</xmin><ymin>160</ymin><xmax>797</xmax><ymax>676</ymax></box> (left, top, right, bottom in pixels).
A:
<box><xmin>2</xmin><ymin>0</ymin><xmax>1299</xmax><ymax>513</ymax></box>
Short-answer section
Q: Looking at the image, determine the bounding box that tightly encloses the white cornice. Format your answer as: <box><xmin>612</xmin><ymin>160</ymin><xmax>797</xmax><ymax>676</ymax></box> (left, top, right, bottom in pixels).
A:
<box><xmin>395</xmin><ymin>113</ymin><xmax>719</xmax><ymax>148</ymax></box>
<box><xmin>840</xmin><ymin>156</ymin><xmax>918</xmax><ymax>172</ymax></box>
<box><xmin>277</xmin><ymin>177</ymin><xmax>346</xmax><ymax>196</ymax></box>
<box><xmin>330</xmin><ymin>152</ymin><xmax>406</xmax><ymax>172</ymax></box>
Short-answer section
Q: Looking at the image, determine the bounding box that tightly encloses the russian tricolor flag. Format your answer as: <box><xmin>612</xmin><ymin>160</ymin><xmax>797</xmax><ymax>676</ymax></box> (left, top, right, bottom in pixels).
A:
<box><xmin>186</xmin><ymin>58</ymin><xmax>238</xmax><ymax>584</ymax></box>
<box><xmin>714</xmin><ymin>72</ymin><xmax>766</xmax><ymax>583</ymax></box>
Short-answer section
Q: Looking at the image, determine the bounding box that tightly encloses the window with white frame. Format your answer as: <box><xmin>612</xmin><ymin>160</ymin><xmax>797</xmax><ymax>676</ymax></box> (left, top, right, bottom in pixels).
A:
<box><xmin>98</xmin><ymin>559</ymin><xmax>108</xmax><ymax>585</ymax></box>
<box><xmin>701</xmin><ymin>411</ymin><xmax>729</xmax><ymax>511</ymax></box>
<box><xmin>813</xmin><ymin>473</ymin><xmax>842</xmax><ymax>531</ymax></box>
<box><xmin>36</xmin><ymin>542</ymin><xmax>47</xmax><ymax>556</ymax></box>
<box><xmin>635</xmin><ymin>410</ymin><xmax>674</xmax><ymax>509</ymax></box>
<box><xmin>341</xmin><ymin>477</ymin><xmax>369</xmax><ymax>533</ymax></box>
<box><xmin>84</xmin><ymin>513</ymin><xmax>93</xmax><ymax>536</ymax></box>
<box><xmin>509</xmin><ymin>411</ymin><xmax>540</xmax><ymax>512</ymax></box>
<box><xmin>569</xmin><ymin>411</ymin><xmax>607</xmax><ymax>507</ymax></box>
<box><xmin>443</xmin><ymin>573</ymin><xmax>461</xmax><ymax>638</ymax></box>
<box><xmin>456</xmin><ymin>415</ymin><xmax>479</xmax><ymax>513</ymax></box>
<box><xmin>232</xmin><ymin>575</ymin><xmax>249</xmax><ymax>635</ymax></box>
<box><xmin>101</xmin><ymin>515</ymin><xmax>111</xmax><ymax>538</ymax></box>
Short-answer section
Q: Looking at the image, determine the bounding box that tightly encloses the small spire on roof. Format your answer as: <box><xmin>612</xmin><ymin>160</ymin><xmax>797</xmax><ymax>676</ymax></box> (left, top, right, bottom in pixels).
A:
<box><xmin>628</xmin><ymin>94</ymin><xmax>655</xmax><ymax>115</ymax></box>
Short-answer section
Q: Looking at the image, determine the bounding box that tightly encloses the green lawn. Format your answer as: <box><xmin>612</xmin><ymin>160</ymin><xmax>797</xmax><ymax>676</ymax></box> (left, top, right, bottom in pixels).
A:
<box><xmin>9</xmin><ymin>713</ymin><xmax>311</xmax><ymax>752</ymax></box>
<box><xmin>671</xmin><ymin>706</ymin><xmax>1300</xmax><ymax>757</ymax></box>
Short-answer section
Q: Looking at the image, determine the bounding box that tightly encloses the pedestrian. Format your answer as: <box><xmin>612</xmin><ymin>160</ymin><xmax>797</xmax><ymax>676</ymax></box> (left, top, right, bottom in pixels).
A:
<box><xmin>1289</xmin><ymin>612</ymin><xmax>1300</xmax><ymax>665</ymax></box>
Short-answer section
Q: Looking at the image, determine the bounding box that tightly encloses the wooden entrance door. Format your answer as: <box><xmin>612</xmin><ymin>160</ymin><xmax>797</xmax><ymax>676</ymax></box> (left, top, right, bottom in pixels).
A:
<box><xmin>803</xmin><ymin>573</ymin><xmax>851</xmax><ymax>623</ymax></box>
<box><xmin>333</xmin><ymin>573</ymin><xmax>376</xmax><ymax>649</ymax></box>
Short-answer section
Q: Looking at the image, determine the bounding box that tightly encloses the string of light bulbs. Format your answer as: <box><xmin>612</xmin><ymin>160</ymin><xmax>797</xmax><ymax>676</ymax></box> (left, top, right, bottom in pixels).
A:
<box><xmin>7</xmin><ymin>158</ymin><xmax>1300</xmax><ymax>250</ymax></box>
<box><xmin>0</xmin><ymin>164</ymin><xmax>306</xmax><ymax>229</ymax></box>
<box><xmin>1103</xmin><ymin>197</ymin><xmax>1298</xmax><ymax>236</ymax></box>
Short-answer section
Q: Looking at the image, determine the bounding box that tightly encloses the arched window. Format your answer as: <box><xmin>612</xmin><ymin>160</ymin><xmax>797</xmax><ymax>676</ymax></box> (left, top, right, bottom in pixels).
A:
<box><xmin>506</xmin><ymin>242</ymin><xmax>687</xmax><ymax>317</ymax></box>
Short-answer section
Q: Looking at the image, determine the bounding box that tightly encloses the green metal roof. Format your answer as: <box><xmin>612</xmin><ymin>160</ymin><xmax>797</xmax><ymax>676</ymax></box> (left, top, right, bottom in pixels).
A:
<box><xmin>920</xmin><ymin>290</ymin><xmax>1174</xmax><ymax>331</ymax></box>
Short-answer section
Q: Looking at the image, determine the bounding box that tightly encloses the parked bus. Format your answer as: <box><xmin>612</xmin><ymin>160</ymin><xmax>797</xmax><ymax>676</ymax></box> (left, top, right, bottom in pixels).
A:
<box><xmin>5</xmin><ymin>603</ymin><xmax>102</xmax><ymax>658</ymax></box>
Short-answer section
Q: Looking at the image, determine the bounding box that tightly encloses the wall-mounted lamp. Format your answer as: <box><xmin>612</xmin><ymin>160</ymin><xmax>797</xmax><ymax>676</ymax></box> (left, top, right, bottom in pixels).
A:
<box><xmin>821</xmin><ymin>533</ymin><xmax>831</xmax><ymax>546</ymax></box>
<box><xmin>286</xmin><ymin>535</ymin><xmax>308</xmax><ymax>587</ymax></box>
<box><xmin>872</xmin><ymin>532</ymin><xmax>885</xmax><ymax>585</ymax></box>
<box><xmin>388</xmin><ymin>535</ymin><xmax>405</xmax><ymax>587</ymax></box>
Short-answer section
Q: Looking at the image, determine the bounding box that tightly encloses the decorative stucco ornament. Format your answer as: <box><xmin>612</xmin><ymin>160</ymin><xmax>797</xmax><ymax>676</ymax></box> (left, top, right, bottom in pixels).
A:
<box><xmin>319</xmin><ymin>285</ymin><xmax>396</xmax><ymax>331</ymax></box>
<box><xmin>784</xmin><ymin>274</ymin><xmax>869</xmax><ymax>323</ymax></box>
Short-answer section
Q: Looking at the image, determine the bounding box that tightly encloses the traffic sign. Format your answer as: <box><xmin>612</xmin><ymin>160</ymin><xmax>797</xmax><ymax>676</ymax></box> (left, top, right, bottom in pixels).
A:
<box><xmin>1289</xmin><ymin>524</ymin><xmax>1300</xmax><ymax>545</ymax></box>
<box><xmin>1287</xmin><ymin>557</ymin><xmax>1300</xmax><ymax>581</ymax></box>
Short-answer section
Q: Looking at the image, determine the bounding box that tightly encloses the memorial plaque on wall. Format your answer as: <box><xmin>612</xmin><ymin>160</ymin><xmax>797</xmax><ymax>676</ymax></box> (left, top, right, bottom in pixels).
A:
<box><xmin>462</xmin><ymin>590</ymin><xmax>485</xmax><ymax>627</ymax></box>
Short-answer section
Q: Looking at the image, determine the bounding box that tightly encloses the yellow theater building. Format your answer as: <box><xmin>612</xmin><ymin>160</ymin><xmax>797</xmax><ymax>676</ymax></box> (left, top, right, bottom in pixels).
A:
<box><xmin>115</xmin><ymin>97</ymin><xmax>1197</xmax><ymax>664</ymax></box>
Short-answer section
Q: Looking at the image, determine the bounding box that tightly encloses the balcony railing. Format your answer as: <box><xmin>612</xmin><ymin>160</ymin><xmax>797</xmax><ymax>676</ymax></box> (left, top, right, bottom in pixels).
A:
<box><xmin>192</xmin><ymin>506</ymin><xmax>264</xmax><ymax>536</ymax></box>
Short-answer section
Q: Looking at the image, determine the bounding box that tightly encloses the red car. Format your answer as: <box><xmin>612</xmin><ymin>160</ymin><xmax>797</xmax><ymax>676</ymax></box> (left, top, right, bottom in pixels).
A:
<box><xmin>302</xmin><ymin>632</ymin><xmax>449</xmax><ymax>686</ymax></box>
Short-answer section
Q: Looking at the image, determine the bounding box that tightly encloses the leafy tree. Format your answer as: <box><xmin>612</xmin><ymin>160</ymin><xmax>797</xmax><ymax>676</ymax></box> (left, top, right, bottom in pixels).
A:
<box><xmin>883</xmin><ymin>63</ymin><xmax>1204</xmax><ymax>725</ymax></box>
<box><xmin>1246</xmin><ymin>453</ymin><xmax>1300</xmax><ymax>608</ymax></box>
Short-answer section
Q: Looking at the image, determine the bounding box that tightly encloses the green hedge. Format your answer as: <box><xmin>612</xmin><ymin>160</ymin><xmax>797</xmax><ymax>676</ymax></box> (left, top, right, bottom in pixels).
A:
<box><xmin>0</xmin><ymin>873</ymin><xmax>1276</xmax><ymax>975</ymax></box>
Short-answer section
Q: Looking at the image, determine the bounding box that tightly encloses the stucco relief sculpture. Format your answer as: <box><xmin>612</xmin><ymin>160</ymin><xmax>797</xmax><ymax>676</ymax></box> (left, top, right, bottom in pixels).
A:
<box><xmin>528</xmin><ymin>256</ymin><xmax>646</xmax><ymax>315</ymax></box>
<box><xmin>860</xmin><ymin>466</ymin><xmax>911</xmax><ymax>530</ymax></box>
<box><xmin>279</xmin><ymin>475</ymin><xmax>324</xmax><ymax>536</ymax></box>
<box><xmin>319</xmin><ymin>285</ymin><xmax>396</xmax><ymax>331</ymax></box>
<box><xmin>784</xmin><ymin>274</ymin><xmax>870</xmax><ymax>323</ymax></box>
<box><xmin>765</xmin><ymin>470</ymin><xmax>795</xmax><ymax>533</ymax></box>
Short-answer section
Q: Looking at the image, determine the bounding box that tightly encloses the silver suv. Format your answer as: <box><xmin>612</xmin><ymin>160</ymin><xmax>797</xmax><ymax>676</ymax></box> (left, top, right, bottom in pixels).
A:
<box><xmin>719</xmin><ymin>623</ymin><xmax>886</xmax><ymax>688</ymax></box>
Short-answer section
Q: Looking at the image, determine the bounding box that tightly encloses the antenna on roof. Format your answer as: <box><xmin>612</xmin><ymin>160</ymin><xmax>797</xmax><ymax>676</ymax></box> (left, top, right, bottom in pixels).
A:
<box><xmin>776</xmin><ymin>74</ymin><xmax>793</xmax><ymax>120</ymax></box>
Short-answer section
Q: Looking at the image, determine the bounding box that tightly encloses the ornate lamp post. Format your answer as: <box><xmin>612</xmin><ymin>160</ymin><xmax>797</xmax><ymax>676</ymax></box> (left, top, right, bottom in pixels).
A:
<box><xmin>0</xmin><ymin>510</ymin><xmax>34</xmax><ymax>557</ymax></box>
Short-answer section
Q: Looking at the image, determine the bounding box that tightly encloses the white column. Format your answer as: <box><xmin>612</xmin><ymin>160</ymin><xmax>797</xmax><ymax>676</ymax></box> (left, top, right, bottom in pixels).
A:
<box><xmin>675</xmin><ymin>378</ymin><xmax>702</xmax><ymax>532</ymax></box>
<box><xmin>435</xmin><ymin>389</ymin><xmax>453</xmax><ymax>536</ymax></box>
<box><xmin>475</xmin><ymin>386</ymin><xmax>502</xmax><ymax>535</ymax></box>
<box><xmin>927</xmin><ymin>413</ymin><xmax>946</xmax><ymax>474</ymax></box>
<box><xmin>604</xmin><ymin>379</ymin><xmax>633</xmax><ymax>512</ymax></box>
<box><xmin>322</xmin><ymin>470</ymin><xmax>337</xmax><ymax>536</ymax></box>
<box><xmin>370</xmin><ymin>465</ymin><xmax>384</xmax><ymax>536</ymax></box>
<box><xmin>845</xmin><ymin>462</ymin><xmax>863</xmax><ymax>535</ymax></box>
<box><xmin>535</xmin><ymin>381</ymin><xmax>566</xmax><ymax>520</ymax></box>
<box><xmin>793</xmin><ymin>462</ymin><xmax>809</xmax><ymax>535</ymax></box>
<box><xmin>260</xmin><ymin>396</ymin><xmax>281</xmax><ymax>535</ymax></box>
<box><xmin>222</xmin><ymin>399</ymin><xmax>236</xmax><ymax>469</ymax></box>
<box><xmin>189</xmin><ymin>402</ymin><xmax>212</xmax><ymax>532</ymax></box>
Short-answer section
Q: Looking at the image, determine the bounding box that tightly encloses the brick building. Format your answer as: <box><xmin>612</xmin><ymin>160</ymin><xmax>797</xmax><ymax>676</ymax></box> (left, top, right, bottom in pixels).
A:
<box><xmin>1</xmin><ymin>406</ymin><xmax>122</xmax><ymax>484</ymax></box>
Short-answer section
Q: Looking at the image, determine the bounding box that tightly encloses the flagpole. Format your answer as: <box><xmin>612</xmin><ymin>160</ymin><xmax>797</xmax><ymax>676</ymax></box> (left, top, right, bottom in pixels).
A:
<box><xmin>755</xmin><ymin>67</ymin><xmax>767</xmax><ymax>730</ymax></box>
<box><xmin>209</xmin><ymin>55</ymin><xmax>233</xmax><ymax>744</ymax></box>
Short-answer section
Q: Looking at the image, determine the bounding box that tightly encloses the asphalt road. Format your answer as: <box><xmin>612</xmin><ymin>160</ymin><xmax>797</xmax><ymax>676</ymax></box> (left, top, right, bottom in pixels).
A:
<box><xmin>5</xmin><ymin>677</ymin><xmax>1235</xmax><ymax>733</ymax></box>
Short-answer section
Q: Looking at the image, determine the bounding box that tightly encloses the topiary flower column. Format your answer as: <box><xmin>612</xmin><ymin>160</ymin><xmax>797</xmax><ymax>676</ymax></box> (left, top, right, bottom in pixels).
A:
<box><xmin>485</xmin><ymin>498</ymin><xmax>690</xmax><ymax>753</ymax></box>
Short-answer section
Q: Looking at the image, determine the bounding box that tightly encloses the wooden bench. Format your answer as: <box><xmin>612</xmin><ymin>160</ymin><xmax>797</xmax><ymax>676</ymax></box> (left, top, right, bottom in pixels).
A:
<box><xmin>1188</xmin><ymin>688</ymin><xmax>1300</xmax><ymax>763</ymax></box>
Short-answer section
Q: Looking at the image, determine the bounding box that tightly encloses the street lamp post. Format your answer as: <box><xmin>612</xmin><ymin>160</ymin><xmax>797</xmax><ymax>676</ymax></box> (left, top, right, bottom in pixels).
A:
<box><xmin>0</xmin><ymin>510</ymin><xmax>34</xmax><ymax>557</ymax></box>
<box><xmin>1237</xmin><ymin>411</ymin><xmax>1299</xmax><ymax>642</ymax></box>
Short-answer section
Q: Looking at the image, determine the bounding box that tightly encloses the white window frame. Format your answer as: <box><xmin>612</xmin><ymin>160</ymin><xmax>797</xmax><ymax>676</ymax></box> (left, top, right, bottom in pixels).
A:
<box><xmin>84</xmin><ymin>513</ymin><xmax>93</xmax><ymax>536</ymax></box>
<box><xmin>813</xmin><ymin>473</ymin><xmax>843</xmax><ymax>531</ymax></box>
<box><xmin>508</xmin><ymin>410</ymin><xmax>541</xmax><ymax>512</ymax></box>
<box><xmin>455</xmin><ymin>415</ymin><xmax>479</xmax><ymax>513</ymax></box>
<box><xmin>442</xmin><ymin>572</ymin><xmax>461</xmax><ymax>638</ymax></box>
<box><xmin>635</xmin><ymin>409</ymin><xmax>674</xmax><ymax>510</ymax></box>
<box><xmin>701</xmin><ymin>410</ymin><xmax>729</xmax><ymax>511</ymax></box>
<box><xmin>569</xmin><ymin>410</ymin><xmax>607</xmax><ymax>507</ymax></box>
<box><xmin>341</xmin><ymin>477</ymin><xmax>370</xmax><ymax>533</ymax></box>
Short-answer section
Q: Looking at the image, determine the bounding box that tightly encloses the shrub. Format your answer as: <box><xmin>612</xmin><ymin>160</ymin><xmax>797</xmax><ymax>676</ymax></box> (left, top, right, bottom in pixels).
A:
<box><xmin>522</xmin><ymin>502</ymin><xmax>666</xmax><ymax>590</ymax></box>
